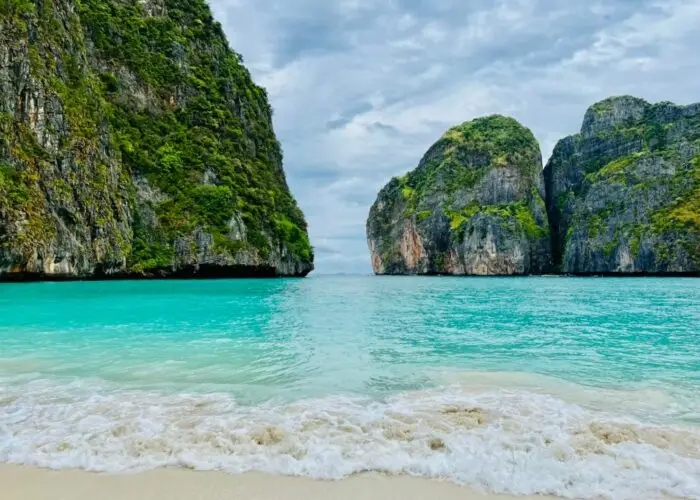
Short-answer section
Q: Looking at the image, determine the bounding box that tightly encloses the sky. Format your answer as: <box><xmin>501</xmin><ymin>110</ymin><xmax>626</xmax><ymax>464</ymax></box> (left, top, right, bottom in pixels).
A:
<box><xmin>208</xmin><ymin>0</ymin><xmax>700</xmax><ymax>275</ymax></box>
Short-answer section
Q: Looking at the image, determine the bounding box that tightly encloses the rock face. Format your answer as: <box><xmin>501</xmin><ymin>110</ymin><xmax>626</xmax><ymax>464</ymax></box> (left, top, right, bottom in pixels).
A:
<box><xmin>544</xmin><ymin>96</ymin><xmax>699</xmax><ymax>275</ymax></box>
<box><xmin>367</xmin><ymin>116</ymin><xmax>552</xmax><ymax>275</ymax></box>
<box><xmin>0</xmin><ymin>0</ymin><xmax>313</xmax><ymax>280</ymax></box>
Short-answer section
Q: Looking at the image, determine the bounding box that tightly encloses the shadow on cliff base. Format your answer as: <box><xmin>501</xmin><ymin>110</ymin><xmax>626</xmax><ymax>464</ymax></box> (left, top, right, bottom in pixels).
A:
<box><xmin>0</xmin><ymin>264</ymin><xmax>312</xmax><ymax>283</ymax></box>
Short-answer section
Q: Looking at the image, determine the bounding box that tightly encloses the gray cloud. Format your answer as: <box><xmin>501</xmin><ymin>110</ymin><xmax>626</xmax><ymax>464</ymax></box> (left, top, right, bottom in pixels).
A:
<box><xmin>209</xmin><ymin>0</ymin><xmax>700</xmax><ymax>274</ymax></box>
<box><xmin>325</xmin><ymin>102</ymin><xmax>374</xmax><ymax>131</ymax></box>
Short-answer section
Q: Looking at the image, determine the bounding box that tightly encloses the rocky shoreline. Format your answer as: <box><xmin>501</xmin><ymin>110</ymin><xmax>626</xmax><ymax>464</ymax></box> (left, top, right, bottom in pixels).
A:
<box><xmin>0</xmin><ymin>264</ymin><xmax>312</xmax><ymax>283</ymax></box>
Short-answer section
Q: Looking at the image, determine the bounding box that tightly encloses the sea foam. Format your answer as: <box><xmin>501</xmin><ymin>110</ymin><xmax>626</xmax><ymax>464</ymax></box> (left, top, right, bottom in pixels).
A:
<box><xmin>1</xmin><ymin>375</ymin><xmax>699</xmax><ymax>500</ymax></box>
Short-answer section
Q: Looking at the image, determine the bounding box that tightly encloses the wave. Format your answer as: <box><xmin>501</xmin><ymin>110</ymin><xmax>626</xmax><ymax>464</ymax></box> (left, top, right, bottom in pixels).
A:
<box><xmin>1</xmin><ymin>375</ymin><xmax>699</xmax><ymax>499</ymax></box>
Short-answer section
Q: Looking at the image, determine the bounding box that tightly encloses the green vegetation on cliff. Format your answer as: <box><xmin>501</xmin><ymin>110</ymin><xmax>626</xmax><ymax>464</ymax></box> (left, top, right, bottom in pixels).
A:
<box><xmin>367</xmin><ymin>115</ymin><xmax>551</xmax><ymax>276</ymax></box>
<box><xmin>544</xmin><ymin>96</ymin><xmax>700</xmax><ymax>274</ymax></box>
<box><xmin>370</xmin><ymin>97</ymin><xmax>699</xmax><ymax>276</ymax></box>
<box><xmin>400</xmin><ymin>115</ymin><xmax>541</xmax><ymax>207</ymax></box>
<box><xmin>650</xmin><ymin>154</ymin><xmax>700</xmax><ymax>265</ymax></box>
<box><xmin>0</xmin><ymin>0</ymin><xmax>312</xmax><ymax>278</ymax></box>
<box><xmin>447</xmin><ymin>199</ymin><xmax>549</xmax><ymax>241</ymax></box>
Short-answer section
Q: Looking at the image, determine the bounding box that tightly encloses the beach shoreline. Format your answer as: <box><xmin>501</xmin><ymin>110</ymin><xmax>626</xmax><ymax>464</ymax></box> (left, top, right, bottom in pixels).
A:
<box><xmin>1</xmin><ymin>465</ymin><xmax>556</xmax><ymax>500</ymax></box>
<box><xmin>2</xmin><ymin>278</ymin><xmax>698</xmax><ymax>499</ymax></box>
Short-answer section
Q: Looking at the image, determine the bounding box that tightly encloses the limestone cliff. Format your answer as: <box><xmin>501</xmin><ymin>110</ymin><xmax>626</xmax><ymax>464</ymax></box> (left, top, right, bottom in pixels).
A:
<box><xmin>0</xmin><ymin>0</ymin><xmax>313</xmax><ymax>280</ymax></box>
<box><xmin>367</xmin><ymin>116</ymin><xmax>551</xmax><ymax>275</ymax></box>
<box><xmin>544</xmin><ymin>96</ymin><xmax>699</xmax><ymax>275</ymax></box>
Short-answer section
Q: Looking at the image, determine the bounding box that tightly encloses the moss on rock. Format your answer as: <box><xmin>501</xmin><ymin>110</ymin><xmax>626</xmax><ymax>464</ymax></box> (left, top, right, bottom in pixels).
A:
<box><xmin>367</xmin><ymin>115</ymin><xmax>551</xmax><ymax>276</ymax></box>
<box><xmin>0</xmin><ymin>0</ymin><xmax>313</xmax><ymax>279</ymax></box>
<box><xmin>544</xmin><ymin>96</ymin><xmax>700</xmax><ymax>274</ymax></box>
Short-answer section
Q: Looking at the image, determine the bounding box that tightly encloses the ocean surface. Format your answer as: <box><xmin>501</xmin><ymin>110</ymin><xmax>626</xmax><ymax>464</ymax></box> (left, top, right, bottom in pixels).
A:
<box><xmin>0</xmin><ymin>276</ymin><xmax>699</xmax><ymax>499</ymax></box>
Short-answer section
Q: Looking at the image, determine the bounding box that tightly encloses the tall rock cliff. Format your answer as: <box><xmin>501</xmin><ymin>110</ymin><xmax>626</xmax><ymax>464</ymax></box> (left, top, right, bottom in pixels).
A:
<box><xmin>544</xmin><ymin>96</ymin><xmax>699</xmax><ymax>275</ymax></box>
<box><xmin>0</xmin><ymin>0</ymin><xmax>313</xmax><ymax>280</ymax></box>
<box><xmin>367</xmin><ymin>116</ymin><xmax>551</xmax><ymax>275</ymax></box>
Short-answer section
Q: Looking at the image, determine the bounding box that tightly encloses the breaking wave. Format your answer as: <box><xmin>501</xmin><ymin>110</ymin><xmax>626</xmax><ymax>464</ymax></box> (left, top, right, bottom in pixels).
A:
<box><xmin>1</xmin><ymin>372</ymin><xmax>699</xmax><ymax>499</ymax></box>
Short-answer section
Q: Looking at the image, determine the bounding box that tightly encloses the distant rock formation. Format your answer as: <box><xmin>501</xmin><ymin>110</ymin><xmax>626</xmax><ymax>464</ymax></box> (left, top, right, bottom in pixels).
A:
<box><xmin>544</xmin><ymin>96</ymin><xmax>699</xmax><ymax>275</ymax></box>
<box><xmin>368</xmin><ymin>97</ymin><xmax>699</xmax><ymax>276</ymax></box>
<box><xmin>367</xmin><ymin>116</ymin><xmax>551</xmax><ymax>275</ymax></box>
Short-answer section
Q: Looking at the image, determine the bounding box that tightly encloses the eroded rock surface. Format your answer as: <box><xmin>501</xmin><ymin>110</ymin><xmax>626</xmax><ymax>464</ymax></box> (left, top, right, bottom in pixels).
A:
<box><xmin>367</xmin><ymin>116</ymin><xmax>551</xmax><ymax>275</ymax></box>
<box><xmin>544</xmin><ymin>96</ymin><xmax>699</xmax><ymax>274</ymax></box>
<box><xmin>0</xmin><ymin>0</ymin><xmax>313</xmax><ymax>280</ymax></box>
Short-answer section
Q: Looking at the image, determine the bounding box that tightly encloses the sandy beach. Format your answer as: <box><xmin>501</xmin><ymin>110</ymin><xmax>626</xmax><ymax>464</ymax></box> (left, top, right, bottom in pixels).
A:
<box><xmin>1</xmin><ymin>465</ymin><xmax>556</xmax><ymax>500</ymax></box>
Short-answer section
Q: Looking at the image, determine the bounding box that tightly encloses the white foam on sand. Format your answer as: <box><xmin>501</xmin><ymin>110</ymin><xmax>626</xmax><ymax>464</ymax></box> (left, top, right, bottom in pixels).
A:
<box><xmin>1</xmin><ymin>374</ymin><xmax>699</xmax><ymax>500</ymax></box>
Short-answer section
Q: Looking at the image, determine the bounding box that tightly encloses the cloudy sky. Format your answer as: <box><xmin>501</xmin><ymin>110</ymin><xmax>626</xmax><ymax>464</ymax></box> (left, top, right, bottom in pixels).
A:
<box><xmin>209</xmin><ymin>0</ymin><xmax>700</xmax><ymax>275</ymax></box>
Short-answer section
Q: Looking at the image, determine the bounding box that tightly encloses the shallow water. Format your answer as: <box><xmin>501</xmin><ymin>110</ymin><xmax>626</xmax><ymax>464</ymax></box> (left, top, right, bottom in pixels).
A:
<box><xmin>0</xmin><ymin>276</ymin><xmax>698</xmax><ymax>499</ymax></box>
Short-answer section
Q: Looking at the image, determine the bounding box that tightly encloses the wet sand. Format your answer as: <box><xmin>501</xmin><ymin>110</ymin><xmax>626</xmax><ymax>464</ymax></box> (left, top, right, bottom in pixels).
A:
<box><xmin>1</xmin><ymin>465</ymin><xmax>557</xmax><ymax>500</ymax></box>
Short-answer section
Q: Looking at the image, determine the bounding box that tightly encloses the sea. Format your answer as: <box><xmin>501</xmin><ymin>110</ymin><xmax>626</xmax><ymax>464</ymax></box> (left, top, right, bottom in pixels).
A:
<box><xmin>0</xmin><ymin>276</ymin><xmax>698</xmax><ymax>499</ymax></box>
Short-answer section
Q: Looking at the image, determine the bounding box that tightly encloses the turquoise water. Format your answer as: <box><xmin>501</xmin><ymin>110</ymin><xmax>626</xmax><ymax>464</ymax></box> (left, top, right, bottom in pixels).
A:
<box><xmin>1</xmin><ymin>277</ymin><xmax>699</xmax><ymax>499</ymax></box>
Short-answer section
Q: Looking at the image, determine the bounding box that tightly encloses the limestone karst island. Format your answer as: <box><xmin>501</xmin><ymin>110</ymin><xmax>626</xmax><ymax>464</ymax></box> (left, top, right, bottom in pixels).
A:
<box><xmin>0</xmin><ymin>0</ymin><xmax>313</xmax><ymax>281</ymax></box>
<box><xmin>367</xmin><ymin>97</ymin><xmax>700</xmax><ymax>276</ymax></box>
